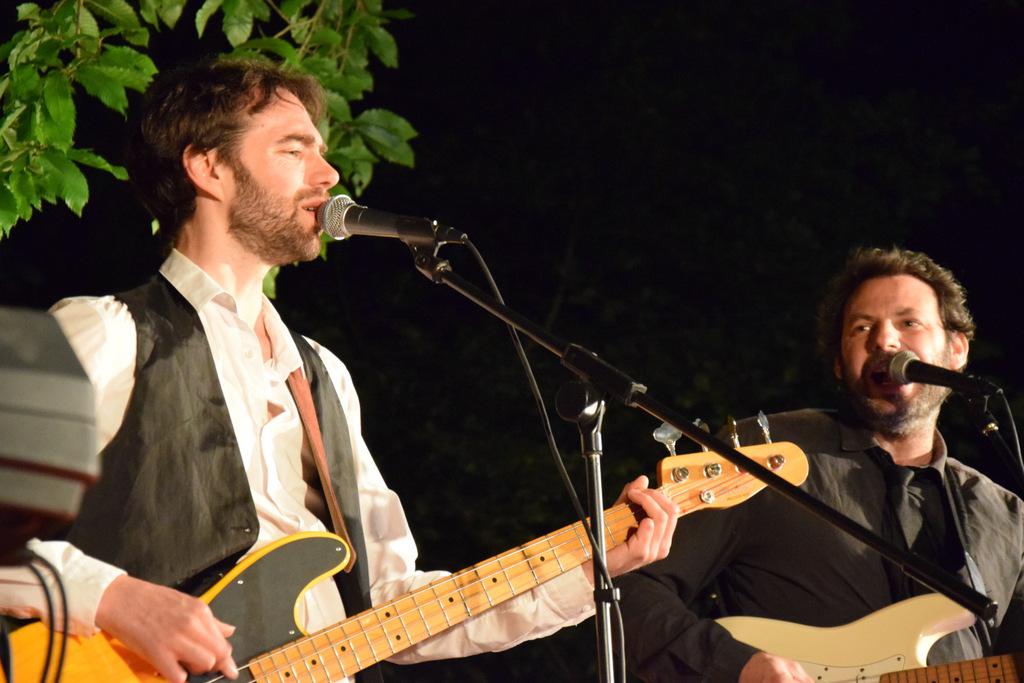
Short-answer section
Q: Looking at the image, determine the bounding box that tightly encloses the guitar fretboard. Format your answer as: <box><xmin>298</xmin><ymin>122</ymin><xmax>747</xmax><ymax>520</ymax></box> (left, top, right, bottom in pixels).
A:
<box><xmin>880</xmin><ymin>653</ymin><xmax>1023</xmax><ymax>683</ymax></box>
<box><xmin>240</xmin><ymin>448</ymin><xmax>795</xmax><ymax>682</ymax></box>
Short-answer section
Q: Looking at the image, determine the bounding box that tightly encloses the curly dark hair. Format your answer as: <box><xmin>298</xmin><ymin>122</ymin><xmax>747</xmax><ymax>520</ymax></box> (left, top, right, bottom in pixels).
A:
<box><xmin>124</xmin><ymin>57</ymin><xmax>325</xmax><ymax>251</ymax></box>
<box><xmin>816</xmin><ymin>246</ymin><xmax>976</xmax><ymax>364</ymax></box>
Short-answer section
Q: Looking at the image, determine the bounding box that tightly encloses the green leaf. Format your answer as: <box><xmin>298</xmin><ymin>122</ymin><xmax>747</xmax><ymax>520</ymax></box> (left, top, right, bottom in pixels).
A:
<box><xmin>237</xmin><ymin>37</ymin><xmax>299</xmax><ymax>63</ymax></box>
<box><xmin>221</xmin><ymin>0</ymin><xmax>254</xmax><ymax>47</ymax></box>
<box><xmin>324</xmin><ymin>90</ymin><xmax>352</xmax><ymax>123</ymax></box>
<box><xmin>32</xmin><ymin>100</ymin><xmax>70</xmax><ymax>148</ymax></box>
<box><xmin>42</xmin><ymin>71</ymin><xmax>75</xmax><ymax>145</ymax></box>
<box><xmin>195</xmin><ymin>0</ymin><xmax>223</xmax><ymax>37</ymax></box>
<box><xmin>77</xmin><ymin>6</ymin><xmax>101</xmax><ymax>37</ymax></box>
<box><xmin>365</xmin><ymin>26</ymin><xmax>398</xmax><ymax>68</ymax></box>
<box><xmin>334</xmin><ymin>71</ymin><xmax>373</xmax><ymax>101</ymax></box>
<box><xmin>356</xmin><ymin>108</ymin><xmax>417</xmax><ymax>141</ymax></box>
<box><xmin>67</xmin><ymin>147</ymin><xmax>128</xmax><ymax>180</ymax></box>
<box><xmin>34</xmin><ymin>38</ymin><xmax>63</xmax><ymax>66</ymax></box>
<box><xmin>262</xmin><ymin>265</ymin><xmax>279</xmax><ymax>298</ymax></box>
<box><xmin>9</xmin><ymin>65</ymin><xmax>41</xmax><ymax>101</ymax></box>
<box><xmin>99</xmin><ymin>45</ymin><xmax>158</xmax><ymax>80</ymax></box>
<box><xmin>354</xmin><ymin>109</ymin><xmax>416</xmax><ymax>168</ymax></box>
<box><xmin>74</xmin><ymin>65</ymin><xmax>129</xmax><ymax>113</ymax></box>
<box><xmin>41</xmin><ymin>150</ymin><xmax>89</xmax><ymax>215</ymax></box>
<box><xmin>0</xmin><ymin>32</ymin><xmax>26</xmax><ymax>63</ymax></box>
<box><xmin>308</xmin><ymin>27</ymin><xmax>342</xmax><ymax>48</ymax></box>
<box><xmin>83</xmin><ymin>0</ymin><xmax>141</xmax><ymax>29</ymax></box>
<box><xmin>158</xmin><ymin>0</ymin><xmax>187</xmax><ymax>28</ymax></box>
<box><xmin>0</xmin><ymin>104</ymin><xmax>27</xmax><ymax>144</ymax></box>
<box><xmin>247</xmin><ymin>0</ymin><xmax>270</xmax><ymax>22</ymax></box>
<box><xmin>139</xmin><ymin>0</ymin><xmax>158</xmax><ymax>26</ymax></box>
<box><xmin>16</xmin><ymin>3</ymin><xmax>41</xmax><ymax>21</ymax></box>
<box><xmin>0</xmin><ymin>185</ymin><xmax>18</xmax><ymax>236</ymax></box>
<box><xmin>280</xmin><ymin>0</ymin><xmax>310</xmax><ymax>18</ymax></box>
<box><xmin>34</xmin><ymin>150</ymin><xmax>65</xmax><ymax>202</ymax></box>
<box><xmin>10</xmin><ymin>169</ymin><xmax>40</xmax><ymax>215</ymax></box>
<box><xmin>123</xmin><ymin>27</ymin><xmax>150</xmax><ymax>46</ymax></box>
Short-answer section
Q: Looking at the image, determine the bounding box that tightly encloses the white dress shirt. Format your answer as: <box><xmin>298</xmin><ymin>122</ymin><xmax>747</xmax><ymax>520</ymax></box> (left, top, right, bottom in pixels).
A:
<box><xmin>0</xmin><ymin>250</ymin><xmax>594</xmax><ymax>670</ymax></box>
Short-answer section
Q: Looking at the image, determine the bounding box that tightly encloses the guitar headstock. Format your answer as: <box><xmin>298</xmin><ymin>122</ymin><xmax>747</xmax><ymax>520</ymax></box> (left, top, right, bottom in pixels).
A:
<box><xmin>657</xmin><ymin>443</ymin><xmax>809</xmax><ymax>512</ymax></box>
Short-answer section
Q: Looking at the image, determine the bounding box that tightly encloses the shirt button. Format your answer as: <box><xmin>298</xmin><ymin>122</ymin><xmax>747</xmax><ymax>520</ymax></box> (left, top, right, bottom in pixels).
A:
<box><xmin>244</xmin><ymin>349</ymin><xmax>254</xmax><ymax>359</ymax></box>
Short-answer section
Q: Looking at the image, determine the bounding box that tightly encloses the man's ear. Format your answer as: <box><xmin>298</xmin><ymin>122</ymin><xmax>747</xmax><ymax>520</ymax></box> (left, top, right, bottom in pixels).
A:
<box><xmin>948</xmin><ymin>331</ymin><xmax>969</xmax><ymax>371</ymax></box>
<box><xmin>182</xmin><ymin>145</ymin><xmax>228</xmax><ymax>200</ymax></box>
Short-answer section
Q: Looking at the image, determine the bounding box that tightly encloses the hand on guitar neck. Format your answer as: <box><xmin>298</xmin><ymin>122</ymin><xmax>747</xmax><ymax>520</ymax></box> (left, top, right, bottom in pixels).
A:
<box><xmin>580</xmin><ymin>475</ymin><xmax>680</xmax><ymax>587</ymax></box>
<box><xmin>95</xmin><ymin>574</ymin><xmax>239</xmax><ymax>682</ymax></box>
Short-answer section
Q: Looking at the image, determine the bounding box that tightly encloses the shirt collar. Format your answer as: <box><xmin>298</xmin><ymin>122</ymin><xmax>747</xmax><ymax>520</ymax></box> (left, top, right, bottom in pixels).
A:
<box><xmin>837</xmin><ymin>403</ymin><xmax>948</xmax><ymax>474</ymax></box>
<box><xmin>159</xmin><ymin>249</ymin><xmax>233</xmax><ymax>311</ymax></box>
<box><xmin>158</xmin><ymin>249</ymin><xmax>304</xmax><ymax>376</ymax></box>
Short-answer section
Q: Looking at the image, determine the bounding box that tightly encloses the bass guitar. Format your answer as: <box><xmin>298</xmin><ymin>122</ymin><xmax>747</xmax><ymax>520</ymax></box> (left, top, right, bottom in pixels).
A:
<box><xmin>7</xmin><ymin>443</ymin><xmax>807</xmax><ymax>682</ymax></box>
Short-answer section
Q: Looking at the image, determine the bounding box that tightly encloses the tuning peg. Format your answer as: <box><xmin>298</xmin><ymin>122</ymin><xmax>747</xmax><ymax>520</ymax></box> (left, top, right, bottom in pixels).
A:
<box><xmin>653</xmin><ymin>421</ymin><xmax>683</xmax><ymax>456</ymax></box>
<box><xmin>757</xmin><ymin>411</ymin><xmax>772</xmax><ymax>444</ymax></box>
<box><xmin>725</xmin><ymin>415</ymin><xmax>740</xmax><ymax>448</ymax></box>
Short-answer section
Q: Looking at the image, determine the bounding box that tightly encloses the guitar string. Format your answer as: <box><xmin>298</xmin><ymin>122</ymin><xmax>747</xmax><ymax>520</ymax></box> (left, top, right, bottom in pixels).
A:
<box><xmin>206</xmin><ymin>469</ymin><xmax>761</xmax><ymax>683</ymax></box>
<box><xmin>237</xmin><ymin>469</ymin><xmax>766</xmax><ymax>682</ymax></box>
<box><xmin>230</xmin><ymin>464</ymin><xmax>773</xmax><ymax>682</ymax></box>
<box><xmin>884</xmin><ymin>653</ymin><xmax>1020</xmax><ymax>683</ymax></box>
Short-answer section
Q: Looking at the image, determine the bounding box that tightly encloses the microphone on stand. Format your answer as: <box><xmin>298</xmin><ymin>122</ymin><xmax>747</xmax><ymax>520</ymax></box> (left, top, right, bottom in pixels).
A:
<box><xmin>888</xmin><ymin>350</ymin><xmax>998</xmax><ymax>397</ymax></box>
<box><xmin>316</xmin><ymin>195</ymin><xmax>467</xmax><ymax>247</ymax></box>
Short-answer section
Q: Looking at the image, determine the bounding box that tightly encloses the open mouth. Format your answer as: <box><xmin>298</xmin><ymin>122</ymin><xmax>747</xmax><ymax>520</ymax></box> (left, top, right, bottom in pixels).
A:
<box><xmin>867</xmin><ymin>358</ymin><xmax>902</xmax><ymax>392</ymax></box>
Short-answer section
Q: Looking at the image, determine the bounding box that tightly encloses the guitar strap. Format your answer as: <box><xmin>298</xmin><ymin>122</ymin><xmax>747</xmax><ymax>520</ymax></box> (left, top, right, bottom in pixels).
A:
<box><xmin>287</xmin><ymin>367</ymin><xmax>358</xmax><ymax>572</ymax></box>
<box><xmin>943</xmin><ymin>469</ymin><xmax>995</xmax><ymax>652</ymax></box>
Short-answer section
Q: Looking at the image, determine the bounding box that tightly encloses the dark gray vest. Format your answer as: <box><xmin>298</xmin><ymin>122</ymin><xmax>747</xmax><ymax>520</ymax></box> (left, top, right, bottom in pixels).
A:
<box><xmin>66</xmin><ymin>274</ymin><xmax>375</xmax><ymax>623</ymax></box>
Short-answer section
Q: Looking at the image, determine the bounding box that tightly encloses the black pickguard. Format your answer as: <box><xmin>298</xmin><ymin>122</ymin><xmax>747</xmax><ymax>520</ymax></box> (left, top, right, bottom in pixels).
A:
<box><xmin>188</xmin><ymin>534</ymin><xmax>350</xmax><ymax>683</ymax></box>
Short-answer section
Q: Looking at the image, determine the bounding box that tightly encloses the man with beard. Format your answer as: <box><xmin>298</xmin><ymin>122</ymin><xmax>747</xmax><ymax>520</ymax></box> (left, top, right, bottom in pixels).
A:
<box><xmin>0</xmin><ymin>59</ymin><xmax>678</xmax><ymax>682</ymax></box>
<box><xmin>617</xmin><ymin>247</ymin><xmax>1024</xmax><ymax>682</ymax></box>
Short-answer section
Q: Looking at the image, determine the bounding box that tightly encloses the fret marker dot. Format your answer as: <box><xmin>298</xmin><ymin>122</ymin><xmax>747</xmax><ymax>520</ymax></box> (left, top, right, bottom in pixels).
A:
<box><xmin>385</xmin><ymin>611</ymin><xmax>391</xmax><ymax>617</ymax></box>
<box><xmin>448</xmin><ymin>597</ymin><xmax>454</xmax><ymax>603</ymax></box>
<box><xmin>311</xmin><ymin>659</ymin><xmax>318</xmax><ymax>666</ymax></box>
<box><xmin>492</xmin><ymin>577</ymin><xmax>498</xmax><ymax>583</ymax></box>
<box><xmin>396</xmin><ymin>634</ymin><xmax>402</xmax><ymax>640</ymax></box>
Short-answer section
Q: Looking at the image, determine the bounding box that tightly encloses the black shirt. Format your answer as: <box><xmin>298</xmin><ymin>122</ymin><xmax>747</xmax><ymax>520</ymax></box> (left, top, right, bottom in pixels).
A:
<box><xmin>617</xmin><ymin>409</ymin><xmax>1024</xmax><ymax>682</ymax></box>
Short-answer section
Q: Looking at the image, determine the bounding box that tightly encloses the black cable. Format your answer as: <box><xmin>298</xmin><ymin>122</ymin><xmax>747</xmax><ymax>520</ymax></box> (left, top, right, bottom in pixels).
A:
<box><xmin>996</xmin><ymin>389</ymin><xmax>1024</xmax><ymax>487</ymax></box>
<box><xmin>23</xmin><ymin>562</ymin><xmax>54</xmax><ymax>683</ymax></box>
<box><xmin>1</xmin><ymin>617</ymin><xmax>12</xmax><ymax>683</ymax></box>
<box><xmin>462</xmin><ymin>239</ymin><xmax>626</xmax><ymax>680</ymax></box>
<box><xmin>29</xmin><ymin>554</ymin><xmax>68</xmax><ymax>683</ymax></box>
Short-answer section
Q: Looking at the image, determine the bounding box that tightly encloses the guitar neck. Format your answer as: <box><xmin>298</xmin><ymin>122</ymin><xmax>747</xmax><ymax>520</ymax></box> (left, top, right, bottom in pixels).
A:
<box><xmin>246</xmin><ymin>504</ymin><xmax>639</xmax><ymax>680</ymax></box>
<box><xmin>242</xmin><ymin>443</ymin><xmax>805</xmax><ymax>682</ymax></box>
<box><xmin>880</xmin><ymin>653</ymin><xmax>1023</xmax><ymax>683</ymax></box>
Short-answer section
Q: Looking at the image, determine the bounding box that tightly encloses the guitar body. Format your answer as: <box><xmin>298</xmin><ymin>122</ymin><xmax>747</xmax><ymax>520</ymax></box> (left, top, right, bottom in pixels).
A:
<box><xmin>6</xmin><ymin>532</ymin><xmax>351</xmax><ymax>683</ymax></box>
<box><xmin>718</xmin><ymin>594</ymin><xmax>979</xmax><ymax>682</ymax></box>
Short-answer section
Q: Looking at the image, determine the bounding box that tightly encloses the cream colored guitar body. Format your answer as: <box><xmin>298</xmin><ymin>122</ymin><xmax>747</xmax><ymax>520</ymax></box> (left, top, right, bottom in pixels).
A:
<box><xmin>718</xmin><ymin>593</ymin><xmax>981</xmax><ymax>682</ymax></box>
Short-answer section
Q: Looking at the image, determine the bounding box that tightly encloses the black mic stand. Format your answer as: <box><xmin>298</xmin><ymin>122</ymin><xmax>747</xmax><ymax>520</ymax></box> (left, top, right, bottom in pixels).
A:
<box><xmin>404</xmin><ymin>246</ymin><xmax>995</xmax><ymax>638</ymax></box>
<box><xmin>555</xmin><ymin>382</ymin><xmax>618</xmax><ymax>683</ymax></box>
<box><xmin>965</xmin><ymin>393</ymin><xmax>1024</xmax><ymax>497</ymax></box>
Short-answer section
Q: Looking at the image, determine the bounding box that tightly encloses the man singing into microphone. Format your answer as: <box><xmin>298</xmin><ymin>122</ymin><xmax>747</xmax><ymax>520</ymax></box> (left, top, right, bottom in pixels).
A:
<box><xmin>617</xmin><ymin>247</ymin><xmax>1024</xmax><ymax>682</ymax></box>
<box><xmin>0</xmin><ymin>57</ymin><xmax>678</xmax><ymax>682</ymax></box>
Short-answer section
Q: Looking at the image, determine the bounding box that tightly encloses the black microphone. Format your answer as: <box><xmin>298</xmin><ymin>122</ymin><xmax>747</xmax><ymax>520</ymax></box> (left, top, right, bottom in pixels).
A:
<box><xmin>316</xmin><ymin>195</ymin><xmax>467</xmax><ymax>247</ymax></box>
<box><xmin>888</xmin><ymin>350</ymin><xmax>998</xmax><ymax>397</ymax></box>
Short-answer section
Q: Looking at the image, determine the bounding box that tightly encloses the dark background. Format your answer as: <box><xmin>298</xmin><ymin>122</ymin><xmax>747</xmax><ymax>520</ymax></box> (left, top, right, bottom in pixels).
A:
<box><xmin>2</xmin><ymin>1</ymin><xmax>1023</xmax><ymax>680</ymax></box>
